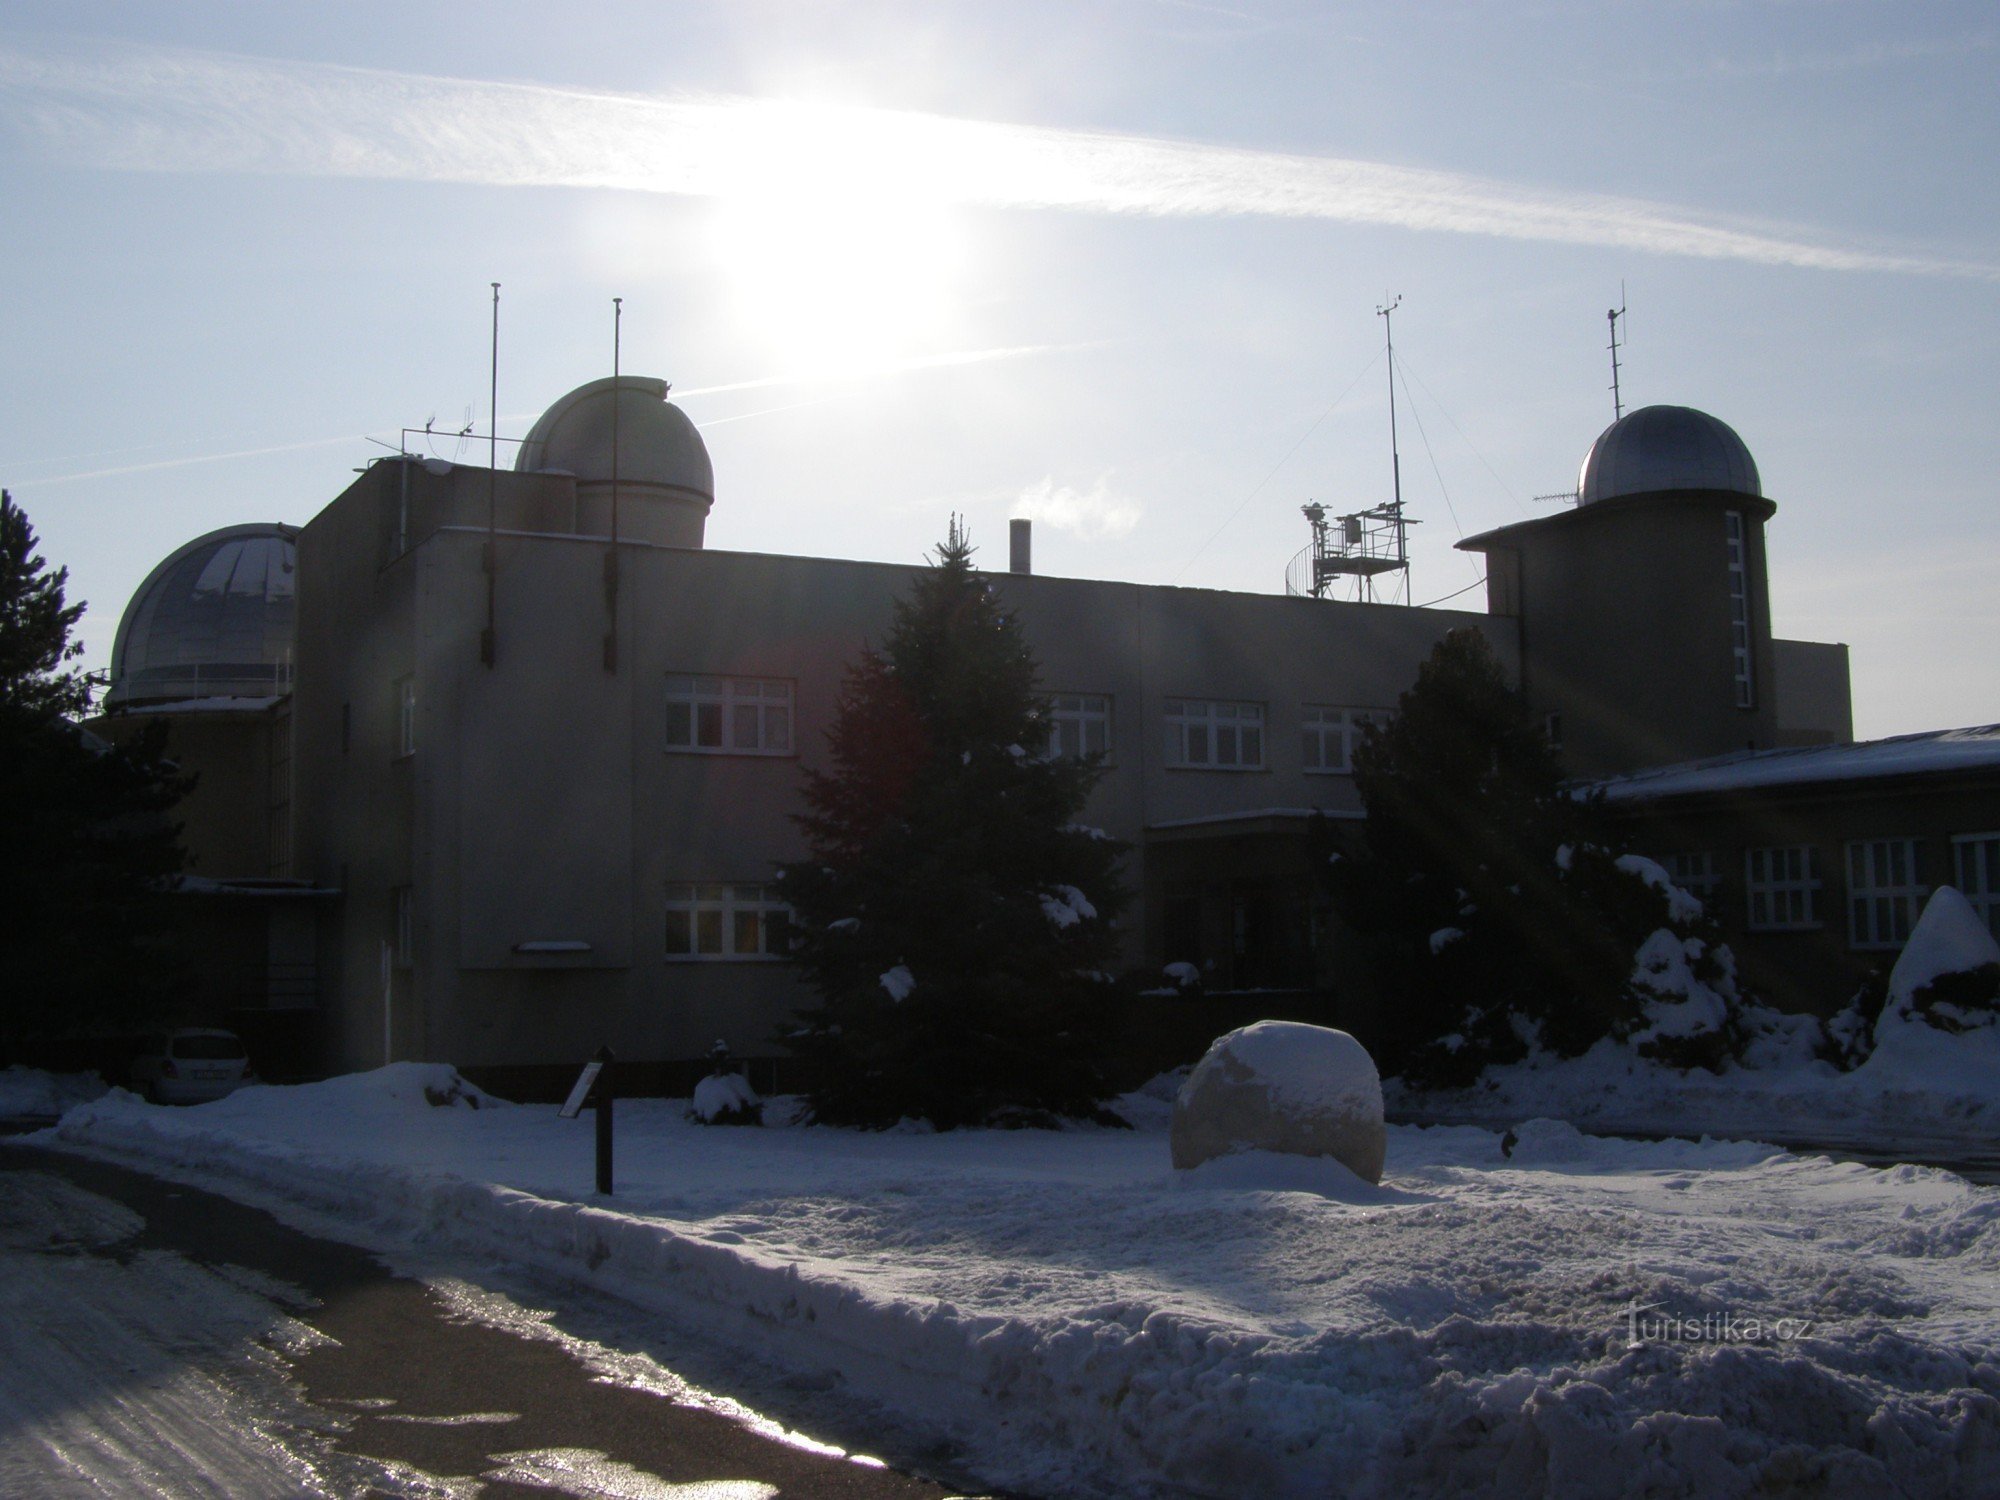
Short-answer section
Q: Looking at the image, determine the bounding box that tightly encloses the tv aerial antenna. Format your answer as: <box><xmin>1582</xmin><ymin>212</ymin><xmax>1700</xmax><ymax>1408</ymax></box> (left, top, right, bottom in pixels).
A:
<box><xmin>1607</xmin><ymin>283</ymin><xmax>1627</xmax><ymax>420</ymax></box>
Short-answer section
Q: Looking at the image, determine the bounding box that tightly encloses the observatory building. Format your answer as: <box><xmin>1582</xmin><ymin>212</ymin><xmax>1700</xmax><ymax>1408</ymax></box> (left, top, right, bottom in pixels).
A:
<box><xmin>96</xmin><ymin>380</ymin><xmax>1896</xmax><ymax>1090</ymax></box>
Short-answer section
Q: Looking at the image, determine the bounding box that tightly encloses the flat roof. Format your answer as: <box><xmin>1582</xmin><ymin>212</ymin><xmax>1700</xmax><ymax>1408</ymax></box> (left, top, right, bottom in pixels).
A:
<box><xmin>1591</xmin><ymin>724</ymin><xmax>2000</xmax><ymax>804</ymax></box>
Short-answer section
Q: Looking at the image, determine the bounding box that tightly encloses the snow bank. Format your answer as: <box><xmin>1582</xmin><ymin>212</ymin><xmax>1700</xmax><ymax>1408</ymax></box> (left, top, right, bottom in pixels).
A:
<box><xmin>0</xmin><ymin>1066</ymin><xmax>107</xmax><ymax>1119</ymax></box>
<box><xmin>33</xmin><ymin>1064</ymin><xmax>2000</xmax><ymax>1498</ymax></box>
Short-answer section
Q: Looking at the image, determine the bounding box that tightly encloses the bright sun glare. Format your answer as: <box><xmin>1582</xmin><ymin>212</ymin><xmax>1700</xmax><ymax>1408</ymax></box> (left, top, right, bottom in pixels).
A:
<box><xmin>709</xmin><ymin>190</ymin><xmax>963</xmax><ymax>379</ymax></box>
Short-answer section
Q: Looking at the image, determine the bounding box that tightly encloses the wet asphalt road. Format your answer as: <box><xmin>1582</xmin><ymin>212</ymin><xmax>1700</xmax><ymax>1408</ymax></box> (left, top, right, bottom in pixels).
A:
<box><xmin>1</xmin><ymin>1141</ymin><xmax>974</xmax><ymax>1500</ymax></box>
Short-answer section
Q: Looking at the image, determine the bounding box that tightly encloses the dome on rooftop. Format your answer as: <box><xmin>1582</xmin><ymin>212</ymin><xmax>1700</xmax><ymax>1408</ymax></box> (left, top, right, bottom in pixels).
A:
<box><xmin>514</xmin><ymin>376</ymin><xmax>713</xmax><ymax>510</ymax></box>
<box><xmin>107</xmin><ymin>524</ymin><xmax>297</xmax><ymax>710</ymax></box>
<box><xmin>1577</xmin><ymin>405</ymin><xmax>1761</xmax><ymax>506</ymax></box>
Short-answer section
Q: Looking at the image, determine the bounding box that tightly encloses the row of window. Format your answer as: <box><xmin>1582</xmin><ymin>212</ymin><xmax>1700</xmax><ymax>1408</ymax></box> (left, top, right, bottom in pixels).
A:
<box><xmin>669</xmin><ymin>678</ymin><xmax>1392</xmax><ymax>772</ymax></box>
<box><xmin>383</xmin><ymin>673</ymin><xmax>1390</xmax><ymax>773</ymax></box>
<box><xmin>1668</xmin><ymin>834</ymin><xmax>2000</xmax><ymax>949</ymax></box>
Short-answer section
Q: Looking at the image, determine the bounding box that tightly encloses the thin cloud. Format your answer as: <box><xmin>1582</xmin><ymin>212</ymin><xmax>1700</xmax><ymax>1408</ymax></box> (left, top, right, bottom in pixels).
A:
<box><xmin>11</xmin><ymin>343</ymin><xmax>1065</xmax><ymax>487</ymax></box>
<box><xmin>1015</xmin><ymin>475</ymin><xmax>1144</xmax><ymax>539</ymax></box>
<box><xmin>0</xmin><ymin>43</ymin><xmax>1991</xmax><ymax>280</ymax></box>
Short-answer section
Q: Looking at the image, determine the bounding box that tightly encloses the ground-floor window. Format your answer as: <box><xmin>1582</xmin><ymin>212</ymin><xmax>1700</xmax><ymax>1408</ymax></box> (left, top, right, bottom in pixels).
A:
<box><xmin>1953</xmin><ymin>833</ymin><xmax>2000</xmax><ymax>940</ymax></box>
<box><xmin>666</xmin><ymin>883</ymin><xmax>793</xmax><ymax>959</ymax></box>
<box><xmin>1745</xmin><ymin>846</ymin><xmax>1819</xmax><ymax>930</ymax></box>
<box><xmin>1847</xmin><ymin>838</ymin><xmax>1924</xmax><ymax>950</ymax></box>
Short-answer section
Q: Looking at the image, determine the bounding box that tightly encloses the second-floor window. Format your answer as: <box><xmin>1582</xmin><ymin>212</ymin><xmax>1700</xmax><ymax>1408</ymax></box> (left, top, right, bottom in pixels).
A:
<box><xmin>664</xmin><ymin>676</ymin><xmax>794</xmax><ymax>755</ymax></box>
<box><xmin>1044</xmin><ymin>694</ymin><xmax>1111</xmax><ymax>759</ymax></box>
<box><xmin>1848</xmin><ymin>838</ymin><xmax>1924</xmax><ymax>950</ymax></box>
<box><xmin>1164</xmin><ymin>699</ymin><xmax>1264</xmax><ymax>769</ymax></box>
<box><xmin>1301</xmin><ymin>705</ymin><xmax>1388</xmax><ymax>774</ymax></box>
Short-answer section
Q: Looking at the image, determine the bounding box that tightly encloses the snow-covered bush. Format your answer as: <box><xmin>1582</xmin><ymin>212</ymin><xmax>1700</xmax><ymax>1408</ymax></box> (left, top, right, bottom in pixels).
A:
<box><xmin>691</xmin><ymin>1070</ymin><xmax>763</xmax><ymax>1126</ymax></box>
<box><xmin>1825</xmin><ymin>887</ymin><xmax>2000</xmax><ymax>1074</ymax></box>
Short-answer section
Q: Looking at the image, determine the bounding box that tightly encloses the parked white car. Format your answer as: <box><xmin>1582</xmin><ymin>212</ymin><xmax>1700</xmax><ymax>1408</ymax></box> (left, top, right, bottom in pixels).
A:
<box><xmin>129</xmin><ymin>1030</ymin><xmax>254</xmax><ymax>1105</ymax></box>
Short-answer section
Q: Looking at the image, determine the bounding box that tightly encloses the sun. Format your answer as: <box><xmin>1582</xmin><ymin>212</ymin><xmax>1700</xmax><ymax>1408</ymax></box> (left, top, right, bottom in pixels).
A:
<box><xmin>707</xmin><ymin>187</ymin><xmax>964</xmax><ymax>379</ymax></box>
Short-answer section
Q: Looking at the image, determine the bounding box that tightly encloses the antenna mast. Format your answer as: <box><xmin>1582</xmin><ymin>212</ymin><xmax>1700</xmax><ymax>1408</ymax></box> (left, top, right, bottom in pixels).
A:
<box><xmin>605</xmin><ymin>297</ymin><xmax>623</xmax><ymax>674</ymax></box>
<box><xmin>482</xmin><ymin>282</ymin><xmax>499</xmax><ymax>668</ymax></box>
<box><xmin>1607</xmin><ymin>287</ymin><xmax>1627</xmax><ymax>420</ymax></box>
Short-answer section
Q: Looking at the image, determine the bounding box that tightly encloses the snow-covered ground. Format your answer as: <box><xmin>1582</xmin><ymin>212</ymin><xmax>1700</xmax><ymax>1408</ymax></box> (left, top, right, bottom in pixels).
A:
<box><xmin>33</xmin><ymin>1066</ymin><xmax>2000</xmax><ymax>1498</ymax></box>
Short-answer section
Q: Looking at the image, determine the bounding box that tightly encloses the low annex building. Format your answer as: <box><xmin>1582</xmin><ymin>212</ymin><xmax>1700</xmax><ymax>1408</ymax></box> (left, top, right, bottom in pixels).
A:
<box><xmin>92</xmin><ymin>378</ymin><xmax>1859</xmax><ymax>1088</ymax></box>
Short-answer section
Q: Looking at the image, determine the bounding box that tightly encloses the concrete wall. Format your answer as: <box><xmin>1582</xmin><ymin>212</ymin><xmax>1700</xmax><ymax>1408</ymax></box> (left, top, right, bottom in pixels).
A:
<box><xmin>1773</xmin><ymin>638</ymin><xmax>1854</xmax><ymax>747</ymax></box>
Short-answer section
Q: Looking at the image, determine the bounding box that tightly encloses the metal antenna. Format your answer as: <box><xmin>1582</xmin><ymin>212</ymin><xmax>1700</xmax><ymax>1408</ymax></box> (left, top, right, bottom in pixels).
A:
<box><xmin>482</xmin><ymin>282</ymin><xmax>499</xmax><ymax>667</ymax></box>
<box><xmin>1607</xmin><ymin>287</ymin><xmax>1627</xmax><ymax>420</ymax></box>
<box><xmin>1377</xmin><ymin>295</ymin><xmax>1407</xmax><ymax>603</ymax></box>
<box><xmin>605</xmin><ymin>297</ymin><xmax>623</xmax><ymax>674</ymax></box>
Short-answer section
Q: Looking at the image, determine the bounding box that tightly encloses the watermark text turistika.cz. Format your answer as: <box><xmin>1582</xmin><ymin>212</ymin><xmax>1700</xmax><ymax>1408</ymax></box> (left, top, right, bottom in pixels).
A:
<box><xmin>1624</xmin><ymin>1299</ymin><xmax>1816</xmax><ymax>1348</ymax></box>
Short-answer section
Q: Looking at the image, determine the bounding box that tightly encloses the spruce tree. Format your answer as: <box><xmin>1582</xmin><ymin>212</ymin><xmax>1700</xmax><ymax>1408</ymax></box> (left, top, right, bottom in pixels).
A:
<box><xmin>0</xmin><ymin>490</ymin><xmax>189</xmax><ymax>1059</ymax></box>
<box><xmin>1324</xmin><ymin>628</ymin><xmax>1631</xmax><ymax>1081</ymax></box>
<box><xmin>778</xmin><ymin>521</ymin><xmax>1129</xmax><ymax>1127</ymax></box>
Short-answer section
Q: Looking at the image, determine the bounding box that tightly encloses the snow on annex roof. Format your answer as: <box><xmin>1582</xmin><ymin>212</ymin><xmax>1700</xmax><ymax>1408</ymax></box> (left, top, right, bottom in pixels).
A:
<box><xmin>1592</xmin><ymin>724</ymin><xmax>2000</xmax><ymax>804</ymax></box>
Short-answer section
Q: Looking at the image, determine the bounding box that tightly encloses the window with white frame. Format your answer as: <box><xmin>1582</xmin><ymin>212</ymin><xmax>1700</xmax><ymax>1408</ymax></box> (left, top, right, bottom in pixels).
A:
<box><xmin>1044</xmin><ymin>694</ymin><xmax>1111</xmax><ymax>760</ymax></box>
<box><xmin>393</xmin><ymin>675</ymin><xmax>416</xmax><ymax>758</ymax></box>
<box><xmin>664</xmin><ymin>677</ymin><xmax>793</xmax><ymax>755</ymax></box>
<box><xmin>1301</xmin><ymin>705</ymin><xmax>1389</xmax><ymax>774</ymax></box>
<box><xmin>1163</xmin><ymin>699</ymin><xmax>1264</xmax><ymax>769</ymax></box>
<box><xmin>1848</xmin><ymin>839</ymin><xmax>1925</xmax><ymax>950</ymax></box>
<box><xmin>1664</xmin><ymin>851</ymin><xmax>1721</xmax><ymax>906</ymax></box>
<box><xmin>1726</xmin><ymin>512</ymin><xmax>1755</xmax><ymax>709</ymax></box>
<box><xmin>1954</xmin><ymin>833</ymin><xmax>2000</xmax><ymax>940</ymax></box>
<box><xmin>665</xmin><ymin>883</ymin><xmax>793</xmax><ymax>959</ymax></box>
<box><xmin>1745</xmin><ymin>845</ymin><xmax>1819</xmax><ymax>930</ymax></box>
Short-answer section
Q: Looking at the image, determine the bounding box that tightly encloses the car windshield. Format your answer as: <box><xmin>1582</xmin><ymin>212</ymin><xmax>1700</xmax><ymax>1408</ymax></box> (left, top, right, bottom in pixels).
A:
<box><xmin>171</xmin><ymin>1035</ymin><xmax>246</xmax><ymax>1060</ymax></box>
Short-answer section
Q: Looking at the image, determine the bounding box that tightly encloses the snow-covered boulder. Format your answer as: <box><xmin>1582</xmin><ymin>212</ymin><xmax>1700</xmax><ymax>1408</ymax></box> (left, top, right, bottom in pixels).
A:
<box><xmin>1170</xmin><ymin>1021</ymin><xmax>1386</xmax><ymax>1183</ymax></box>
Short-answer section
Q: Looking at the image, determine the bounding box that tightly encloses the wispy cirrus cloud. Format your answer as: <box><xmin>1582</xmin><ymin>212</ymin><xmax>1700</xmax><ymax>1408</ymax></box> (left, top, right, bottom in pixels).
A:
<box><xmin>1</xmin><ymin>41</ymin><xmax>1992</xmax><ymax>280</ymax></box>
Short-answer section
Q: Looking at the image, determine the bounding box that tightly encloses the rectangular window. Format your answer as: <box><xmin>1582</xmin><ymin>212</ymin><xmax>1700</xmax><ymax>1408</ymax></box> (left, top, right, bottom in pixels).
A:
<box><xmin>1164</xmin><ymin>700</ymin><xmax>1265</xmax><ymax>770</ymax></box>
<box><xmin>1954</xmin><ymin>834</ymin><xmax>2000</xmax><ymax>940</ymax></box>
<box><xmin>664</xmin><ymin>677</ymin><xmax>793</xmax><ymax>755</ymax></box>
<box><xmin>1745</xmin><ymin>845</ymin><xmax>1818</xmax><ymax>930</ymax></box>
<box><xmin>1848</xmin><ymin>839</ymin><xmax>1925</xmax><ymax>950</ymax></box>
<box><xmin>665</xmin><ymin>883</ymin><xmax>793</xmax><ymax>960</ymax></box>
<box><xmin>1726</xmin><ymin>511</ymin><xmax>1755</xmax><ymax>709</ymax></box>
<box><xmin>394</xmin><ymin>676</ymin><xmax>416</xmax><ymax>758</ymax></box>
<box><xmin>1044</xmin><ymin>693</ymin><xmax>1111</xmax><ymax>760</ymax></box>
<box><xmin>391</xmin><ymin>885</ymin><xmax>414</xmax><ymax>968</ymax></box>
<box><xmin>1301</xmin><ymin>705</ymin><xmax>1389</xmax><ymax>774</ymax></box>
<box><xmin>1664</xmin><ymin>851</ymin><xmax>1721</xmax><ymax>905</ymax></box>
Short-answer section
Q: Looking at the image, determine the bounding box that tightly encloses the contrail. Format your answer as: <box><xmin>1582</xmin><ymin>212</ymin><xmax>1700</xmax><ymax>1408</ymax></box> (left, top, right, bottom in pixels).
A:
<box><xmin>12</xmin><ymin>343</ymin><xmax>1067</xmax><ymax>488</ymax></box>
<box><xmin>1</xmin><ymin>42</ymin><xmax>1991</xmax><ymax>280</ymax></box>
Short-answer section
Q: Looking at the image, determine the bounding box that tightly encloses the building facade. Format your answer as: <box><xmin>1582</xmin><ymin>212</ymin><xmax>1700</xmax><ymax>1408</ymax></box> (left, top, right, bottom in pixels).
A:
<box><xmin>94</xmin><ymin>379</ymin><xmax>1858</xmax><ymax>1087</ymax></box>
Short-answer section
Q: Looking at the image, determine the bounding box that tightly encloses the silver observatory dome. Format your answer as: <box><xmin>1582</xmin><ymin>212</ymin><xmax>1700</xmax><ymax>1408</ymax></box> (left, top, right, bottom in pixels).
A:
<box><xmin>106</xmin><ymin>523</ymin><xmax>297</xmax><ymax>710</ymax></box>
<box><xmin>1577</xmin><ymin>405</ymin><xmax>1761</xmax><ymax>506</ymax></box>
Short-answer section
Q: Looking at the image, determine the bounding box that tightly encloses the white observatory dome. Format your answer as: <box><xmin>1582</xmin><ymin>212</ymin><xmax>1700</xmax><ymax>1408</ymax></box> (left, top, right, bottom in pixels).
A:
<box><xmin>514</xmin><ymin>376</ymin><xmax>713</xmax><ymax>510</ymax></box>
<box><xmin>1577</xmin><ymin>405</ymin><xmax>1761</xmax><ymax>506</ymax></box>
<box><xmin>107</xmin><ymin>523</ymin><xmax>297</xmax><ymax>710</ymax></box>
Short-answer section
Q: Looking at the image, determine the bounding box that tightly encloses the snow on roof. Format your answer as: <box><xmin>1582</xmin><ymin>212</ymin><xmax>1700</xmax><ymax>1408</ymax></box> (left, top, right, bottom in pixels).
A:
<box><xmin>1592</xmin><ymin>724</ymin><xmax>2000</xmax><ymax>804</ymax></box>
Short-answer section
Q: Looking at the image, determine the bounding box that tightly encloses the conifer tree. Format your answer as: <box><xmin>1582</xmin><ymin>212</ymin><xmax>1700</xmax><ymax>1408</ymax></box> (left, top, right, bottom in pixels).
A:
<box><xmin>1324</xmin><ymin>628</ymin><xmax>1631</xmax><ymax>1081</ymax></box>
<box><xmin>778</xmin><ymin>521</ymin><xmax>1129</xmax><ymax>1127</ymax></box>
<box><xmin>0</xmin><ymin>490</ymin><xmax>189</xmax><ymax>1058</ymax></box>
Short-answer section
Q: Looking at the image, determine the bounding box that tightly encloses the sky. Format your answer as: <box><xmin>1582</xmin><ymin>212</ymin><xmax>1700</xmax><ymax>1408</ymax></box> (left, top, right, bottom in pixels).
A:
<box><xmin>0</xmin><ymin>0</ymin><xmax>1994</xmax><ymax>741</ymax></box>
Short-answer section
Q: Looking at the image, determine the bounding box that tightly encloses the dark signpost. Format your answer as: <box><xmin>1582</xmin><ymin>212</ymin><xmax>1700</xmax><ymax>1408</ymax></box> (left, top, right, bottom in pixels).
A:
<box><xmin>559</xmin><ymin>1046</ymin><xmax>615</xmax><ymax>1194</ymax></box>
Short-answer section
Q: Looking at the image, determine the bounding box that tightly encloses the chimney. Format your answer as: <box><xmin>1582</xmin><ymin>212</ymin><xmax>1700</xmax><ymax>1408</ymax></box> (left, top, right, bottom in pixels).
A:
<box><xmin>1009</xmin><ymin>518</ymin><xmax>1032</xmax><ymax>575</ymax></box>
